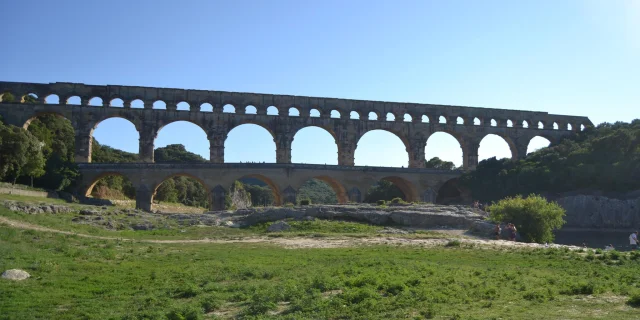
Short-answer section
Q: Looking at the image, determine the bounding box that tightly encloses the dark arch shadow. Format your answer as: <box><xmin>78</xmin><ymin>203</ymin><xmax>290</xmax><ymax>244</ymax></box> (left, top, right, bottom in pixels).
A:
<box><xmin>436</xmin><ymin>178</ymin><xmax>464</xmax><ymax>204</ymax></box>
<box><xmin>381</xmin><ymin>176</ymin><xmax>418</xmax><ymax>202</ymax></box>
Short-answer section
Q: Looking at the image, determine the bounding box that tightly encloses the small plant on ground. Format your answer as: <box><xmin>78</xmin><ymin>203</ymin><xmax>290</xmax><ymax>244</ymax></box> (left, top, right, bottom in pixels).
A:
<box><xmin>445</xmin><ymin>240</ymin><xmax>461</xmax><ymax>247</ymax></box>
<box><xmin>390</xmin><ymin>197</ymin><xmax>404</xmax><ymax>204</ymax></box>
<box><xmin>376</xmin><ymin>200</ymin><xmax>386</xmax><ymax>206</ymax></box>
<box><xmin>627</xmin><ymin>292</ymin><xmax>640</xmax><ymax>308</ymax></box>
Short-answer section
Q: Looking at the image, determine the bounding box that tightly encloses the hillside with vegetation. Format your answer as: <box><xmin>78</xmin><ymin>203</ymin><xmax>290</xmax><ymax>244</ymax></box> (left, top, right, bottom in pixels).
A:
<box><xmin>460</xmin><ymin>120</ymin><xmax>640</xmax><ymax>202</ymax></box>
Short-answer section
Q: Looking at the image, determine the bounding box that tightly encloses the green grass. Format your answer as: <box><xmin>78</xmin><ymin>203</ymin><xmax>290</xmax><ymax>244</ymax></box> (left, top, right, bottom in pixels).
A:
<box><xmin>1</xmin><ymin>226</ymin><xmax>639</xmax><ymax>319</ymax></box>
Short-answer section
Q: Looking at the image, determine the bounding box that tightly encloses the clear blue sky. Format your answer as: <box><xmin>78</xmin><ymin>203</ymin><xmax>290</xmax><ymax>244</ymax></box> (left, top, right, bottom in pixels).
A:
<box><xmin>2</xmin><ymin>0</ymin><xmax>638</xmax><ymax>167</ymax></box>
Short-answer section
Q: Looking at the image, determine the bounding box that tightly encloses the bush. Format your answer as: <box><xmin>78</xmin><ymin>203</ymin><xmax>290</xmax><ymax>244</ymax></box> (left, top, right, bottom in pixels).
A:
<box><xmin>390</xmin><ymin>197</ymin><xmax>404</xmax><ymax>204</ymax></box>
<box><xmin>627</xmin><ymin>292</ymin><xmax>640</xmax><ymax>308</ymax></box>
<box><xmin>488</xmin><ymin>194</ymin><xmax>566</xmax><ymax>243</ymax></box>
<box><xmin>376</xmin><ymin>200</ymin><xmax>386</xmax><ymax>206</ymax></box>
<box><xmin>299</xmin><ymin>199</ymin><xmax>311</xmax><ymax>206</ymax></box>
<box><xmin>284</xmin><ymin>202</ymin><xmax>295</xmax><ymax>207</ymax></box>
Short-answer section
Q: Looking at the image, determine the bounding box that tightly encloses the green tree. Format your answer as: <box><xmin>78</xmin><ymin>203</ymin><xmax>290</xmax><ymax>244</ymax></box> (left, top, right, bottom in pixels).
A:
<box><xmin>488</xmin><ymin>194</ymin><xmax>566</xmax><ymax>243</ymax></box>
<box><xmin>0</xmin><ymin>121</ymin><xmax>46</xmax><ymax>184</ymax></box>
<box><xmin>364</xmin><ymin>180</ymin><xmax>405</xmax><ymax>203</ymax></box>
<box><xmin>425</xmin><ymin>157</ymin><xmax>456</xmax><ymax>170</ymax></box>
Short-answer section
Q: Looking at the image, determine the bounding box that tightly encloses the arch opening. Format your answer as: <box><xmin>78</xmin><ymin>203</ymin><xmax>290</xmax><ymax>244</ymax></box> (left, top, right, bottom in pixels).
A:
<box><xmin>522</xmin><ymin>120</ymin><xmax>529</xmax><ymax>128</ymax></box>
<box><xmin>91</xmin><ymin>117</ymin><xmax>140</xmax><ymax>160</ymax></box>
<box><xmin>223</xmin><ymin>104</ymin><xmax>235</xmax><ymax>113</ymax></box>
<box><xmin>538</xmin><ymin>121</ymin><xmax>544</xmax><ymax>129</ymax></box>
<box><xmin>45</xmin><ymin>94</ymin><xmax>59</xmax><ymax>104</ymax></box>
<box><xmin>245</xmin><ymin>105</ymin><xmax>257</xmax><ymax>114</ymax></box>
<box><xmin>350</xmin><ymin>111</ymin><xmax>360</xmax><ymax>119</ymax></box>
<box><xmin>131</xmin><ymin>99</ymin><xmax>144</xmax><ymax>109</ymax></box>
<box><xmin>478</xmin><ymin>134</ymin><xmax>513</xmax><ymax>162</ymax></box>
<box><xmin>266</xmin><ymin>106</ymin><xmax>278</xmax><ymax>115</ymax></box>
<box><xmin>507</xmin><ymin>120</ymin><xmax>513</xmax><ymax>127</ymax></box>
<box><xmin>386</xmin><ymin>113</ymin><xmax>395</xmax><ymax>121</ymax></box>
<box><xmin>152</xmin><ymin>173</ymin><xmax>210</xmax><ymax>212</ymax></box>
<box><xmin>153</xmin><ymin>100</ymin><xmax>166</xmax><ymax>109</ymax></box>
<box><xmin>110</xmin><ymin>98</ymin><xmax>124</xmax><ymax>108</ymax></box>
<box><xmin>436</xmin><ymin>178</ymin><xmax>463</xmax><ymax>205</ymax></box>
<box><xmin>298</xmin><ymin>177</ymin><xmax>346</xmax><ymax>204</ymax></box>
<box><xmin>580</xmin><ymin>124</ymin><xmax>586</xmax><ymax>131</ymax></box>
<box><xmin>177</xmin><ymin>101</ymin><xmax>190</xmax><ymax>111</ymax></box>
<box><xmin>368</xmin><ymin>112</ymin><xmax>378</xmax><ymax>121</ymax></box>
<box><xmin>22</xmin><ymin>113</ymin><xmax>76</xmax><ymax>190</ymax></box>
<box><xmin>230</xmin><ymin>175</ymin><xmax>281</xmax><ymax>207</ymax></box>
<box><xmin>474</xmin><ymin>117</ymin><xmax>481</xmax><ymax>125</ymax></box>
<box><xmin>331</xmin><ymin>110</ymin><xmax>341</xmax><ymax>119</ymax></box>
<box><xmin>425</xmin><ymin>132</ymin><xmax>462</xmax><ymax>169</ymax></box>
<box><xmin>567</xmin><ymin>123</ymin><xmax>573</xmax><ymax>131</ymax></box>
<box><xmin>422</xmin><ymin>115</ymin><xmax>430</xmax><ymax>123</ymax></box>
<box><xmin>85</xmin><ymin>173</ymin><xmax>136</xmax><ymax>202</ymax></box>
<box><xmin>156</xmin><ymin>121</ymin><xmax>209</xmax><ymax>161</ymax></box>
<box><xmin>67</xmin><ymin>96</ymin><xmax>81</xmax><ymax>105</ymax></box>
<box><xmin>527</xmin><ymin>136</ymin><xmax>551</xmax><ymax>155</ymax></box>
<box><xmin>490</xmin><ymin>119</ymin><xmax>497</xmax><ymax>127</ymax></box>
<box><xmin>292</xmin><ymin>126</ymin><xmax>337</xmax><ymax>165</ymax></box>
<box><xmin>404</xmin><ymin>114</ymin><xmax>412</xmax><ymax>122</ymax></box>
<box><xmin>289</xmin><ymin>107</ymin><xmax>300</xmax><ymax>116</ymax></box>
<box><xmin>364</xmin><ymin>177</ymin><xmax>416</xmax><ymax>203</ymax></box>
<box><xmin>553</xmin><ymin>122</ymin><xmax>559</xmax><ymax>130</ymax></box>
<box><xmin>200</xmin><ymin>103</ymin><xmax>213</xmax><ymax>112</ymax></box>
<box><xmin>225</xmin><ymin>124</ymin><xmax>276</xmax><ymax>163</ymax></box>
<box><xmin>439</xmin><ymin>116</ymin><xmax>446</xmax><ymax>124</ymax></box>
<box><xmin>355</xmin><ymin>130</ymin><xmax>408</xmax><ymax>167</ymax></box>
<box><xmin>89</xmin><ymin>97</ymin><xmax>103</xmax><ymax>107</ymax></box>
<box><xmin>457</xmin><ymin>117</ymin><xmax>464</xmax><ymax>125</ymax></box>
<box><xmin>310</xmin><ymin>109</ymin><xmax>320</xmax><ymax>117</ymax></box>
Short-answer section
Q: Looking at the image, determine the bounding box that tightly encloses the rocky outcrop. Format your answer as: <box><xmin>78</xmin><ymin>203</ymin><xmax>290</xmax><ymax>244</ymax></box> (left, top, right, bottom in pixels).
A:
<box><xmin>1</xmin><ymin>269</ymin><xmax>30</xmax><ymax>281</ymax></box>
<box><xmin>556</xmin><ymin>194</ymin><xmax>640</xmax><ymax>229</ymax></box>
<box><xmin>1</xmin><ymin>200</ymin><xmax>73</xmax><ymax>214</ymax></box>
<box><xmin>210</xmin><ymin>204</ymin><xmax>486</xmax><ymax>229</ymax></box>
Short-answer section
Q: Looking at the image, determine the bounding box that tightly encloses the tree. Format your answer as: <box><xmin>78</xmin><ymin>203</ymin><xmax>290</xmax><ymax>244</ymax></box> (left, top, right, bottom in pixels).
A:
<box><xmin>0</xmin><ymin>121</ymin><xmax>46</xmax><ymax>184</ymax></box>
<box><xmin>425</xmin><ymin>157</ymin><xmax>456</xmax><ymax>170</ymax></box>
<box><xmin>364</xmin><ymin>180</ymin><xmax>405</xmax><ymax>203</ymax></box>
<box><xmin>488</xmin><ymin>194</ymin><xmax>566</xmax><ymax>243</ymax></box>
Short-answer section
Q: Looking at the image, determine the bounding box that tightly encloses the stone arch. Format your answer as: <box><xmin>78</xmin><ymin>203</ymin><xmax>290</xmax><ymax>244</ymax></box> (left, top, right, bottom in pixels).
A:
<box><xmin>522</xmin><ymin>120</ymin><xmax>529</xmax><ymax>128</ymax></box>
<box><xmin>200</xmin><ymin>103</ymin><xmax>214</xmax><ymax>112</ymax></box>
<box><xmin>490</xmin><ymin>119</ymin><xmax>497</xmax><ymax>127</ymax></box>
<box><xmin>478</xmin><ymin>133</ymin><xmax>514</xmax><ymax>161</ymax></box>
<box><xmin>266</xmin><ymin>106</ymin><xmax>279</xmax><ymax>115</ymax></box>
<box><xmin>404</xmin><ymin>113</ymin><xmax>412</xmax><ymax>122</ymax></box>
<box><xmin>456</xmin><ymin>116</ymin><xmax>464</xmax><ymax>125</ymax></box>
<box><xmin>245</xmin><ymin>105</ymin><xmax>257</xmax><ymax>114</ymax></box>
<box><xmin>506</xmin><ymin>119</ymin><xmax>513</xmax><ymax>127</ymax></box>
<box><xmin>386</xmin><ymin>112</ymin><xmax>395</xmax><ymax>121</ymax></box>
<box><xmin>222</xmin><ymin>104</ymin><xmax>235</xmax><ymax>113</ymax></box>
<box><xmin>300</xmin><ymin>176</ymin><xmax>348</xmax><ymax>204</ymax></box>
<box><xmin>45</xmin><ymin>94</ymin><xmax>60</xmax><ymax>104</ymax></box>
<box><xmin>89</xmin><ymin>97</ymin><xmax>104</xmax><ymax>106</ymax></box>
<box><xmin>426</xmin><ymin>130</ymin><xmax>464</xmax><ymax>168</ymax></box>
<box><xmin>553</xmin><ymin>122</ymin><xmax>559</xmax><ymax>130</ymax></box>
<box><xmin>436</xmin><ymin>178</ymin><xmax>463</xmax><ymax>204</ymax></box>
<box><xmin>110</xmin><ymin>98</ymin><xmax>124</xmax><ymax>107</ymax></box>
<box><xmin>90</xmin><ymin>116</ymin><xmax>140</xmax><ymax>159</ymax></box>
<box><xmin>527</xmin><ymin>136</ymin><xmax>552</xmax><ymax>154</ymax></box>
<box><xmin>438</xmin><ymin>116</ymin><xmax>446</xmax><ymax>124</ymax></box>
<box><xmin>331</xmin><ymin>110</ymin><xmax>341</xmax><ymax>119</ymax></box>
<box><xmin>380</xmin><ymin>176</ymin><xmax>418</xmax><ymax>202</ymax></box>
<box><xmin>289</xmin><ymin>107</ymin><xmax>300</xmax><ymax>116</ymax></box>
<box><xmin>153</xmin><ymin>100</ymin><xmax>166</xmax><ymax>109</ymax></box>
<box><xmin>474</xmin><ymin>117</ymin><xmax>481</xmax><ymax>125</ymax></box>
<box><xmin>368</xmin><ymin>111</ymin><xmax>379</xmax><ymax>121</ymax></box>
<box><xmin>236</xmin><ymin>174</ymin><xmax>282</xmax><ymax>206</ymax></box>
<box><xmin>67</xmin><ymin>95</ymin><xmax>81</xmax><ymax>105</ymax></box>
<box><xmin>422</xmin><ymin>115</ymin><xmax>430</xmax><ymax>123</ymax></box>
<box><xmin>131</xmin><ymin>99</ymin><xmax>145</xmax><ymax>109</ymax></box>
<box><xmin>355</xmin><ymin>129</ymin><xmax>409</xmax><ymax>167</ymax></box>
<box><xmin>177</xmin><ymin>101</ymin><xmax>190</xmax><ymax>111</ymax></box>
<box><xmin>83</xmin><ymin>172</ymin><xmax>135</xmax><ymax>199</ymax></box>
<box><xmin>225</xmin><ymin>123</ymin><xmax>276</xmax><ymax>163</ymax></box>
<box><xmin>350</xmin><ymin>111</ymin><xmax>360</xmax><ymax>119</ymax></box>
<box><xmin>156</xmin><ymin>120</ymin><xmax>209</xmax><ymax>160</ymax></box>
<box><xmin>291</xmin><ymin>126</ymin><xmax>338</xmax><ymax>164</ymax></box>
<box><xmin>151</xmin><ymin>173</ymin><xmax>212</xmax><ymax>209</ymax></box>
<box><xmin>22</xmin><ymin>111</ymin><xmax>69</xmax><ymax>129</ymax></box>
<box><xmin>310</xmin><ymin>108</ymin><xmax>321</xmax><ymax>117</ymax></box>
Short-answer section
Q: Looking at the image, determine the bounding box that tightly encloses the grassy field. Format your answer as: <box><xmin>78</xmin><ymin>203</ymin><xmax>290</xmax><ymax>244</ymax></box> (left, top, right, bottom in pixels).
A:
<box><xmin>2</xmin><ymin>194</ymin><xmax>640</xmax><ymax>319</ymax></box>
<box><xmin>2</xmin><ymin>223</ymin><xmax>640</xmax><ymax>319</ymax></box>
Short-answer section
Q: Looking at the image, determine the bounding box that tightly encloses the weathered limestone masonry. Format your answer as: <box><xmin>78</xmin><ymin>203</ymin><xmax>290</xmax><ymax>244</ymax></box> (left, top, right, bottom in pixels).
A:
<box><xmin>0</xmin><ymin>81</ymin><xmax>592</xmax><ymax>211</ymax></box>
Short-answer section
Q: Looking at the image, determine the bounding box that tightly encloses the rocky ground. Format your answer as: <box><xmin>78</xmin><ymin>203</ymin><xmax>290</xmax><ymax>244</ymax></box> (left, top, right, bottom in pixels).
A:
<box><xmin>1</xmin><ymin>200</ymin><xmax>497</xmax><ymax>235</ymax></box>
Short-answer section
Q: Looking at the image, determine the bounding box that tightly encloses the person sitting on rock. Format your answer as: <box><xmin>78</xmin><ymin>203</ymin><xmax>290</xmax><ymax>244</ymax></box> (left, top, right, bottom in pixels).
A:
<box><xmin>494</xmin><ymin>223</ymin><xmax>501</xmax><ymax>240</ymax></box>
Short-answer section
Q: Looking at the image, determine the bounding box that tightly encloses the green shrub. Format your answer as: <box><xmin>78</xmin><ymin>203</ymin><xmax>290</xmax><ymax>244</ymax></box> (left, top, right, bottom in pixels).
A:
<box><xmin>299</xmin><ymin>199</ymin><xmax>311</xmax><ymax>206</ymax></box>
<box><xmin>284</xmin><ymin>202</ymin><xmax>295</xmax><ymax>207</ymax></box>
<box><xmin>445</xmin><ymin>240</ymin><xmax>461</xmax><ymax>247</ymax></box>
<box><xmin>390</xmin><ymin>197</ymin><xmax>404</xmax><ymax>204</ymax></box>
<box><xmin>627</xmin><ymin>292</ymin><xmax>640</xmax><ymax>308</ymax></box>
<box><xmin>376</xmin><ymin>200</ymin><xmax>386</xmax><ymax>206</ymax></box>
<box><xmin>488</xmin><ymin>194</ymin><xmax>566</xmax><ymax>243</ymax></box>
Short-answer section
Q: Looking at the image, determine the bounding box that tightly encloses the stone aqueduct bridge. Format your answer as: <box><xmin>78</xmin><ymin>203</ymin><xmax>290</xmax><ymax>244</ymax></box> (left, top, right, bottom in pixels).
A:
<box><xmin>0</xmin><ymin>81</ymin><xmax>592</xmax><ymax>210</ymax></box>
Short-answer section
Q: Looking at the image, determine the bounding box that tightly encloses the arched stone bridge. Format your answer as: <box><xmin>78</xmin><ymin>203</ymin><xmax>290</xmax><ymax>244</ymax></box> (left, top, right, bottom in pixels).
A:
<box><xmin>0</xmin><ymin>81</ymin><xmax>593</xmax><ymax>210</ymax></box>
<box><xmin>77</xmin><ymin>163</ymin><xmax>462</xmax><ymax>211</ymax></box>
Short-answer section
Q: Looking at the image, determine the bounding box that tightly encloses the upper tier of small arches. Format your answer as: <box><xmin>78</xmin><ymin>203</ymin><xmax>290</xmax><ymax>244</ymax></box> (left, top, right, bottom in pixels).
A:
<box><xmin>0</xmin><ymin>81</ymin><xmax>593</xmax><ymax>131</ymax></box>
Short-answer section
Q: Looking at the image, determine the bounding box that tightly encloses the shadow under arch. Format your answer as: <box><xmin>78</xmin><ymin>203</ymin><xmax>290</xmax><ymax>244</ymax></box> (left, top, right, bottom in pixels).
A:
<box><xmin>236</xmin><ymin>174</ymin><xmax>282</xmax><ymax>206</ymax></box>
<box><xmin>380</xmin><ymin>176</ymin><xmax>418</xmax><ymax>202</ymax></box>
<box><xmin>151</xmin><ymin>172</ymin><xmax>212</xmax><ymax>210</ymax></box>
<box><xmin>436</xmin><ymin>178</ymin><xmax>464</xmax><ymax>205</ymax></box>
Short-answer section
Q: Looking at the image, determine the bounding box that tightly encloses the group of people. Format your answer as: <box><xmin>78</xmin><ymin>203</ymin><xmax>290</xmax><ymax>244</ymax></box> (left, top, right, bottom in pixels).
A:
<box><xmin>493</xmin><ymin>223</ymin><xmax>517</xmax><ymax>242</ymax></box>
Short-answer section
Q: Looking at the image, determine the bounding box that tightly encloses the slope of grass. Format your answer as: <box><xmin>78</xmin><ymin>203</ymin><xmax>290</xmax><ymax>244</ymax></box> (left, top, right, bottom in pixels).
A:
<box><xmin>1</xmin><ymin>226</ymin><xmax>639</xmax><ymax>319</ymax></box>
